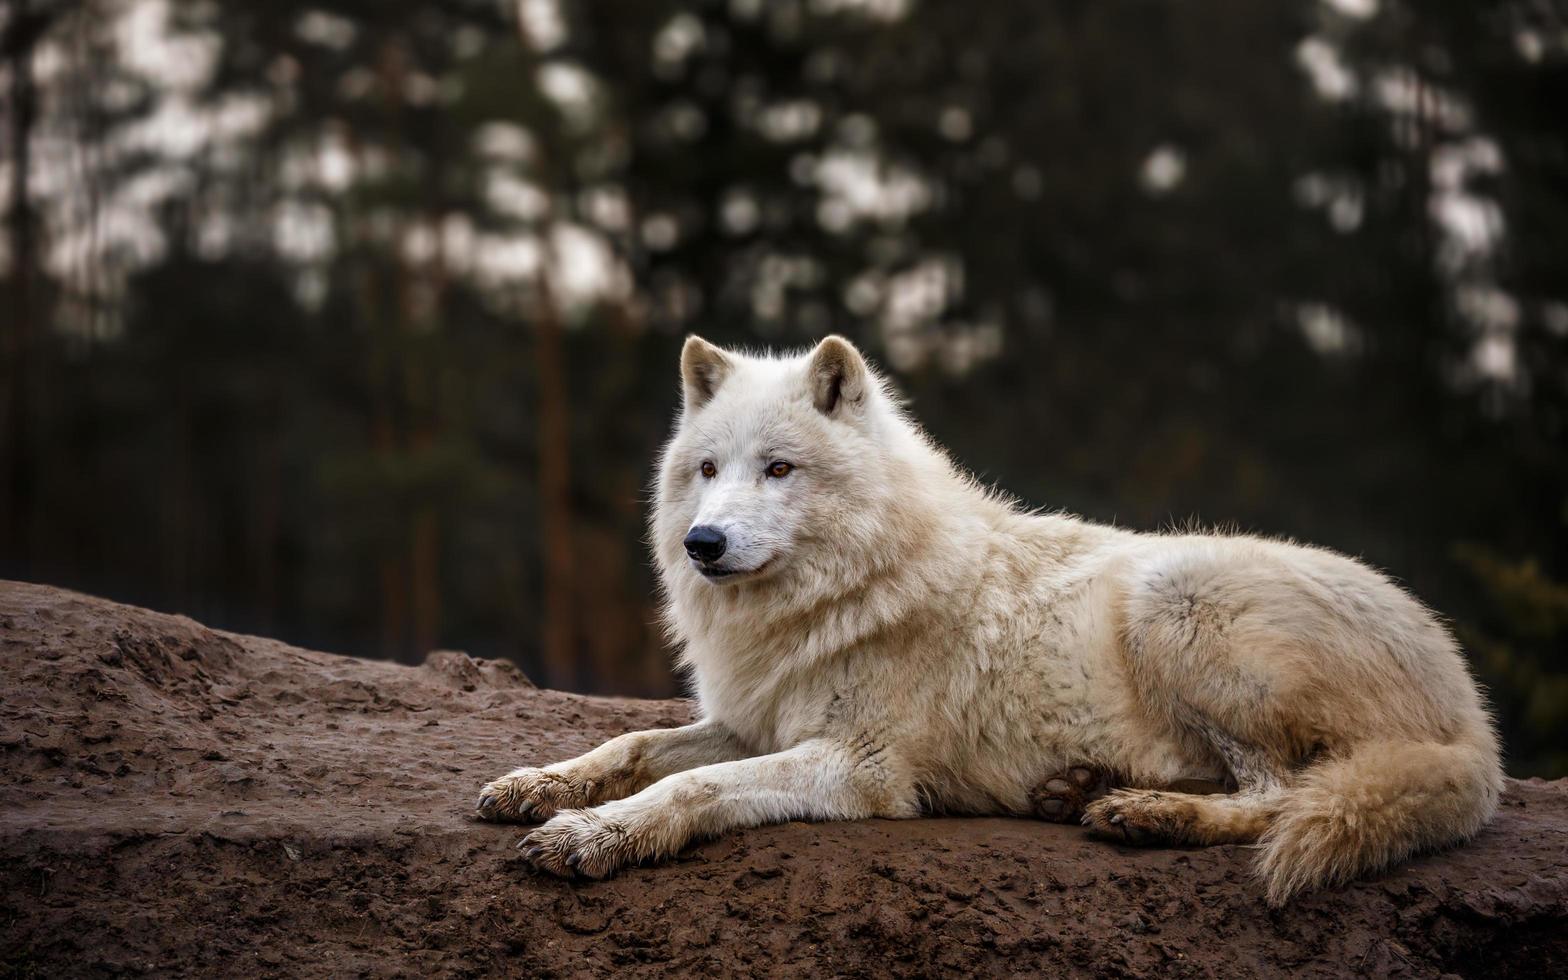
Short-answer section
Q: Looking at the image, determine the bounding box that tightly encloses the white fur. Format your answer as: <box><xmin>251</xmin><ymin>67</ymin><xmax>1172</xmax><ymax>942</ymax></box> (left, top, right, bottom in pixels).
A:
<box><xmin>478</xmin><ymin>336</ymin><xmax>1503</xmax><ymax>904</ymax></box>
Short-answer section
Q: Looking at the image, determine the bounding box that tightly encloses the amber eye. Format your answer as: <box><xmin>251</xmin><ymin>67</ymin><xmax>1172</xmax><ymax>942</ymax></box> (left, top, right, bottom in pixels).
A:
<box><xmin>767</xmin><ymin>461</ymin><xmax>793</xmax><ymax>479</ymax></box>
<box><xmin>700</xmin><ymin>461</ymin><xmax>717</xmax><ymax>479</ymax></box>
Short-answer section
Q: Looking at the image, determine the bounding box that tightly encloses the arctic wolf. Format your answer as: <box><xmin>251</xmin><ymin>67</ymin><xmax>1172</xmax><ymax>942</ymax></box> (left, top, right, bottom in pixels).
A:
<box><xmin>477</xmin><ymin>335</ymin><xmax>1502</xmax><ymax>904</ymax></box>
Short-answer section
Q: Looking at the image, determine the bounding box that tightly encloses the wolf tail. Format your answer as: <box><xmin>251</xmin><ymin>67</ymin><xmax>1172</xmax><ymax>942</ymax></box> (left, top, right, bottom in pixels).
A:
<box><xmin>1256</xmin><ymin>734</ymin><xmax>1503</xmax><ymax>905</ymax></box>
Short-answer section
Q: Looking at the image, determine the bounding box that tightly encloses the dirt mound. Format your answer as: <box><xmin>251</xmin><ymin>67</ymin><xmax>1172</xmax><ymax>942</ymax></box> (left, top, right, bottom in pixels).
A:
<box><xmin>2</xmin><ymin>581</ymin><xmax>1565</xmax><ymax>977</ymax></box>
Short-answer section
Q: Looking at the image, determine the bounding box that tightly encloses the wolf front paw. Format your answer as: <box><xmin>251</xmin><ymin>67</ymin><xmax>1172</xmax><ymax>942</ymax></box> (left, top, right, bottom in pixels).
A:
<box><xmin>1029</xmin><ymin>766</ymin><xmax>1113</xmax><ymax>822</ymax></box>
<box><xmin>475</xmin><ymin>768</ymin><xmax>592</xmax><ymax>823</ymax></box>
<box><xmin>519</xmin><ymin>809</ymin><xmax>641</xmax><ymax>879</ymax></box>
<box><xmin>1082</xmin><ymin>789</ymin><xmax>1194</xmax><ymax>845</ymax></box>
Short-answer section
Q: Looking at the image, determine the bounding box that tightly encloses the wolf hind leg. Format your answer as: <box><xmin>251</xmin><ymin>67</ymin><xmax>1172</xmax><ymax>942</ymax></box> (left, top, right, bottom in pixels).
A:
<box><xmin>1106</xmin><ymin>553</ymin><xmax>1319</xmax><ymax>847</ymax></box>
<box><xmin>1082</xmin><ymin>722</ymin><xmax>1294</xmax><ymax>845</ymax></box>
<box><xmin>1085</xmin><ymin>723</ymin><xmax>1291</xmax><ymax>844</ymax></box>
<box><xmin>1083</xmin><ymin>786</ymin><xmax>1281</xmax><ymax>845</ymax></box>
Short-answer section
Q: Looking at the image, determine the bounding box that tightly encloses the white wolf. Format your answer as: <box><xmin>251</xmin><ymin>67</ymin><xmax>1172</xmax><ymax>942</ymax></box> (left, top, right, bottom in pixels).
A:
<box><xmin>477</xmin><ymin>335</ymin><xmax>1502</xmax><ymax>904</ymax></box>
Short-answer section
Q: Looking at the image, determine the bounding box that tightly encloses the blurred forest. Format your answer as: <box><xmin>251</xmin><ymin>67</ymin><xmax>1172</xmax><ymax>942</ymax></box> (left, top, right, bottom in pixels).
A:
<box><xmin>1</xmin><ymin>0</ymin><xmax>1565</xmax><ymax>774</ymax></box>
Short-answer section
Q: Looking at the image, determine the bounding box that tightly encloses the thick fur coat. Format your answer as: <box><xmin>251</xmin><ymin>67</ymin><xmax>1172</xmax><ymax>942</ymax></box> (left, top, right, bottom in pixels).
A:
<box><xmin>477</xmin><ymin>336</ymin><xmax>1503</xmax><ymax>904</ymax></box>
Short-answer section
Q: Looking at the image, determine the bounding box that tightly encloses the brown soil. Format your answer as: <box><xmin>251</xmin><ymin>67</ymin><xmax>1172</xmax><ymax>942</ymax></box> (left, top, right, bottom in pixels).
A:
<box><xmin>2</xmin><ymin>580</ymin><xmax>1565</xmax><ymax>978</ymax></box>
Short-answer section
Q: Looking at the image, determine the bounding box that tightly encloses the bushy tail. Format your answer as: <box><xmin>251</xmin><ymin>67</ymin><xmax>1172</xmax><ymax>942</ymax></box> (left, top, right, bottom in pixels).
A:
<box><xmin>1256</xmin><ymin>736</ymin><xmax>1503</xmax><ymax>905</ymax></box>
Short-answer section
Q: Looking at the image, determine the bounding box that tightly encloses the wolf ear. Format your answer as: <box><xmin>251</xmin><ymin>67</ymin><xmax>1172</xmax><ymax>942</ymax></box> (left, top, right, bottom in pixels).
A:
<box><xmin>681</xmin><ymin>335</ymin><xmax>732</xmax><ymax>411</ymax></box>
<box><xmin>806</xmin><ymin>335</ymin><xmax>869</xmax><ymax>417</ymax></box>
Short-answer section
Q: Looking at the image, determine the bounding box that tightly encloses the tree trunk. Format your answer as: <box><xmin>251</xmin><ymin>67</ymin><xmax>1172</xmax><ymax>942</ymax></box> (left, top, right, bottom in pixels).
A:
<box><xmin>533</xmin><ymin>273</ymin><xmax>575</xmax><ymax>689</ymax></box>
<box><xmin>2</xmin><ymin>0</ymin><xmax>41</xmax><ymax>571</ymax></box>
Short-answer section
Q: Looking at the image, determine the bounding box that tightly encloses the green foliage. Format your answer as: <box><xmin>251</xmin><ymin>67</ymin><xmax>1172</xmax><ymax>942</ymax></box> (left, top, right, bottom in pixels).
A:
<box><xmin>1455</xmin><ymin>545</ymin><xmax>1568</xmax><ymax>774</ymax></box>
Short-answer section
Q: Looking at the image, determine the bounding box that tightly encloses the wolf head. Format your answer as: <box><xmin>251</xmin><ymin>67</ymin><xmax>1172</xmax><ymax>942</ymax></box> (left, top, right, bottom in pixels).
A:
<box><xmin>652</xmin><ymin>335</ymin><xmax>938</xmax><ymax>613</ymax></box>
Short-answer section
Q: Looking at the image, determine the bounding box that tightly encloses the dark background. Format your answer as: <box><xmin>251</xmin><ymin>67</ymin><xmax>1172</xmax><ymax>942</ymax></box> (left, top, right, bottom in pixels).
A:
<box><xmin>2</xmin><ymin>0</ymin><xmax>1564</xmax><ymax>774</ymax></box>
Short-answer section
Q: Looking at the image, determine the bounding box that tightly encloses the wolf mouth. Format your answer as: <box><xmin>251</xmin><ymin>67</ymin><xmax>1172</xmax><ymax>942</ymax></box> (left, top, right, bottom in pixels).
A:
<box><xmin>696</xmin><ymin>560</ymin><xmax>769</xmax><ymax>581</ymax></box>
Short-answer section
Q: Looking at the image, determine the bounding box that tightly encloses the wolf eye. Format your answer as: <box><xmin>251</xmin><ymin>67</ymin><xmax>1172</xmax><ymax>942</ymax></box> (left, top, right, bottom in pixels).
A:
<box><xmin>700</xmin><ymin>461</ymin><xmax>717</xmax><ymax>479</ymax></box>
<box><xmin>766</xmin><ymin>461</ymin><xmax>793</xmax><ymax>478</ymax></box>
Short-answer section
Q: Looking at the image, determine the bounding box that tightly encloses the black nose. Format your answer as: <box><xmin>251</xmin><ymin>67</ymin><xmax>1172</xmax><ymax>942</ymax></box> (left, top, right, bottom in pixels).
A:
<box><xmin>684</xmin><ymin>526</ymin><xmax>727</xmax><ymax>562</ymax></box>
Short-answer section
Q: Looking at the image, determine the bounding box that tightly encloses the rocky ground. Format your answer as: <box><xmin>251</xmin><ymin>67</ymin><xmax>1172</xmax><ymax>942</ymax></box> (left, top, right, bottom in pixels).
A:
<box><xmin>1</xmin><ymin>580</ymin><xmax>1565</xmax><ymax>978</ymax></box>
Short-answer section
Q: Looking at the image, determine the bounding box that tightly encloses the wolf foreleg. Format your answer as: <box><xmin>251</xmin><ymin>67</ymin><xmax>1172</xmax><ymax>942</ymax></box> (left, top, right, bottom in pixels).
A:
<box><xmin>476</xmin><ymin>719</ymin><xmax>748</xmax><ymax>822</ymax></box>
<box><xmin>519</xmin><ymin>737</ymin><xmax>916</xmax><ymax>878</ymax></box>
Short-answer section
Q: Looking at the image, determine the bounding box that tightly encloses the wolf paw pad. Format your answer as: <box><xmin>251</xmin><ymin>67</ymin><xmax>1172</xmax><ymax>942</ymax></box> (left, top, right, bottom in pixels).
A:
<box><xmin>1029</xmin><ymin>766</ymin><xmax>1112</xmax><ymax>822</ymax></box>
<box><xmin>475</xmin><ymin>768</ymin><xmax>590</xmax><ymax>823</ymax></box>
